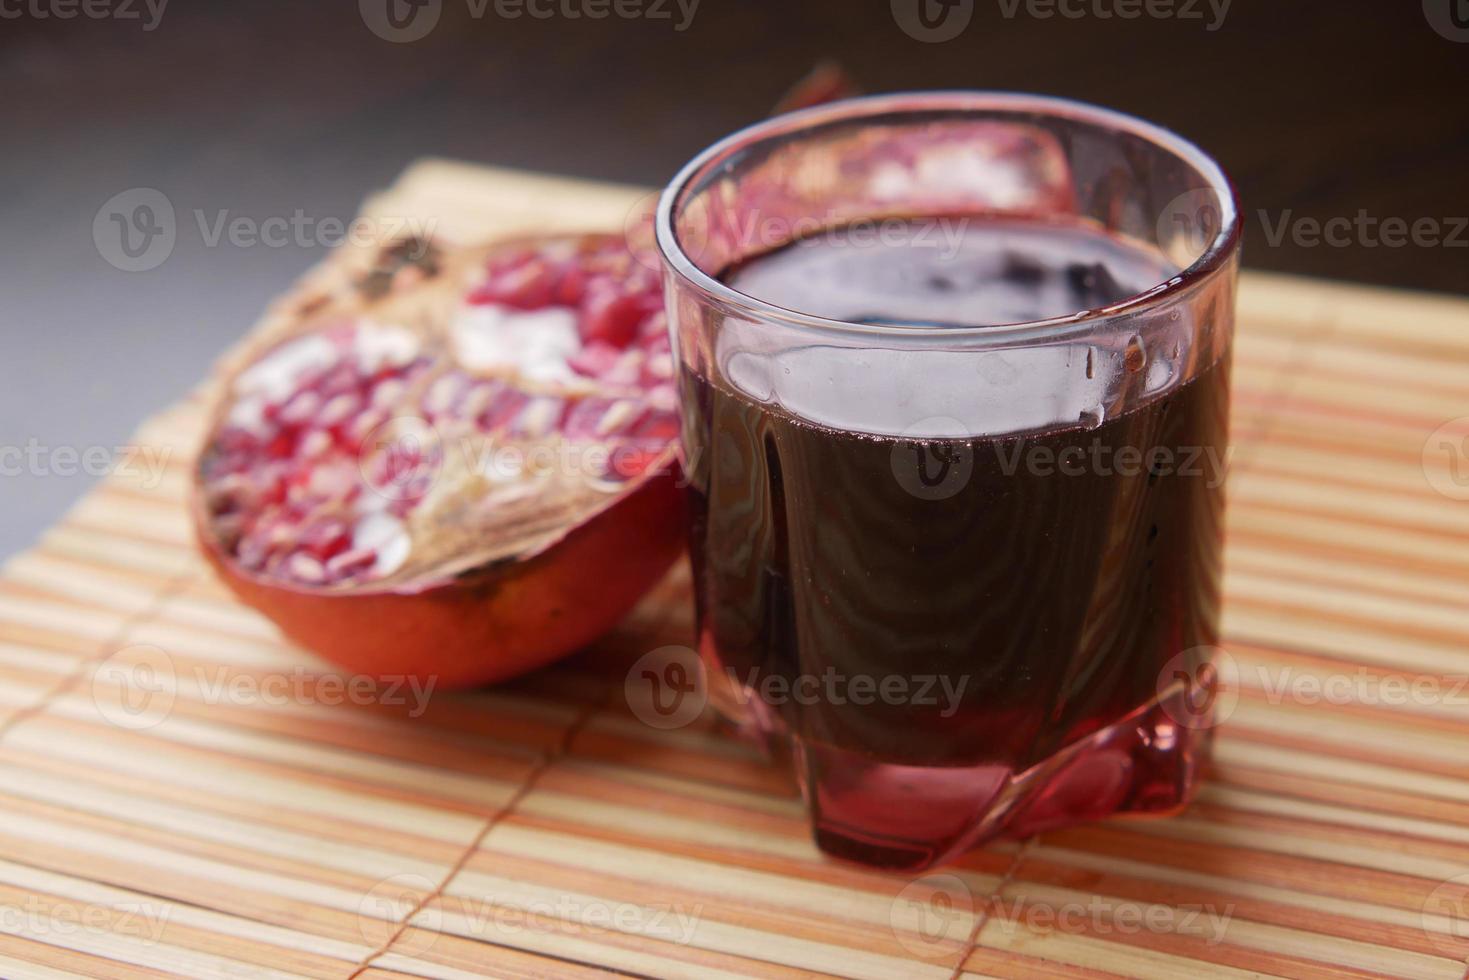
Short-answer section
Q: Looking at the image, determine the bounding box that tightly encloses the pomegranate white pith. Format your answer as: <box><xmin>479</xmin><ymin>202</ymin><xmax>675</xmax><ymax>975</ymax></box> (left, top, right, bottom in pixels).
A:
<box><xmin>195</xmin><ymin>235</ymin><xmax>686</xmax><ymax>686</ymax></box>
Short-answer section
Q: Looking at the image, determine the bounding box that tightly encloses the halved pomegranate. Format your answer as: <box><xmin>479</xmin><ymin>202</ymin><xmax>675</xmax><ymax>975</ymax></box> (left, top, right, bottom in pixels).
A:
<box><xmin>193</xmin><ymin>234</ymin><xmax>685</xmax><ymax>687</ymax></box>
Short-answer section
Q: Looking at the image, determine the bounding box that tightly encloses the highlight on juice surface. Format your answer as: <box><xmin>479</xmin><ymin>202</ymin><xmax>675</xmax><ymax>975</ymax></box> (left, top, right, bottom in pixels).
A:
<box><xmin>656</xmin><ymin>92</ymin><xmax>1240</xmax><ymax>870</ymax></box>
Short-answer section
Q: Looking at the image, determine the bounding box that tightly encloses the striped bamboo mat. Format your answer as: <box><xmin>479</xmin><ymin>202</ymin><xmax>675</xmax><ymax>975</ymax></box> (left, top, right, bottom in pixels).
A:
<box><xmin>1</xmin><ymin>161</ymin><xmax>1467</xmax><ymax>979</ymax></box>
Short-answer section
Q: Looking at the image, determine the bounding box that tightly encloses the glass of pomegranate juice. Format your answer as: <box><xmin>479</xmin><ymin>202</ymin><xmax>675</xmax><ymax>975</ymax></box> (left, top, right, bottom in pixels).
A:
<box><xmin>654</xmin><ymin>93</ymin><xmax>1240</xmax><ymax>870</ymax></box>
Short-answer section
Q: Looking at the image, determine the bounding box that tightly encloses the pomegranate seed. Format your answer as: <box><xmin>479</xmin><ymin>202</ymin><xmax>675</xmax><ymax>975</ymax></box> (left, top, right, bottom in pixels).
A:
<box><xmin>646</xmin><ymin>383</ymin><xmax>677</xmax><ymax>413</ymax></box>
<box><xmin>278</xmin><ymin>390</ymin><xmax>323</xmax><ymax>426</ymax></box>
<box><xmin>318</xmin><ymin>393</ymin><xmax>361</xmax><ymax>428</ymax></box>
<box><xmin>202</xmin><ymin>235</ymin><xmax>676</xmax><ymax>593</ymax></box>
<box><xmin>581</xmin><ymin>291</ymin><xmax>645</xmax><ymax>348</ymax></box>
<box><xmin>608</xmin><ymin>444</ymin><xmax>658</xmax><ymax>480</ymax></box>
<box><xmin>313</xmin><ymin>365</ymin><xmax>357</xmax><ymax>398</ymax></box>
<box><xmin>513</xmin><ymin>398</ymin><xmax>562</xmax><ymax>438</ymax></box>
<box><xmin>567</xmin><ymin>341</ymin><xmax>620</xmax><ymax>378</ymax></box>
<box><xmin>603</xmin><ymin>350</ymin><xmax>644</xmax><ymax>387</ymax></box>
<box><xmin>299</xmin><ymin>518</ymin><xmax>351</xmax><ymax>560</ymax></box>
<box><xmin>640</xmin><ymin>311</ymin><xmax>669</xmax><ymax>340</ymax></box>
<box><xmin>306</xmin><ymin>461</ymin><xmax>357</xmax><ymax>500</ymax></box>
<box><xmin>266</xmin><ymin>433</ymin><xmax>294</xmax><ymax>460</ymax></box>
<box><xmin>352</xmin><ymin>513</ymin><xmax>410</xmax><ymax>576</ymax></box>
<box><xmin>423</xmin><ymin>373</ymin><xmax>465</xmax><ymax>417</ymax></box>
<box><xmin>471</xmin><ymin>260</ymin><xmax>556</xmax><ymax>309</ymax></box>
<box><xmin>596</xmin><ymin>400</ymin><xmax>639</xmax><ymax>437</ymax></box>
<box><xmin>631</xmin><ymin>409</ymin><xmax>680</xmax><ymax>443</ymax></box>
<box><xmin>260</xmin><ymin>474</ymin><xmax>288</xmax><ymax>506</ymax></box>
<box><xmin>369</xmin><ymin>377</ymin><xmax>407</xmax><ymax>410</ymax></box>
<box><xmin>562</xmin><ymin>397</ymin><xmax>616</xmax><ymax>440</ymax></box>
<box><xmin>642</xmin><ymin>358</ymin><xmax>673</xmax><ymax>383</ymax></box>
<box><xmin>298</xmin><ymin>430</ymin><xmax>332</xmax><ymax>460</ymax></box>
<box><xmin>345</xmin><ymin>409</ymin><xmax>389</xmax><ymax>448</ymax></box>
<box><xmin>554</xmin><ymin>265</ymin><xmax>587</xmax><ymax>306</ymax></box>
<box><xmin>459</xmin><ymin>381</ymin><xmax>499</xmax><ymax>419</ymax></box>
<box><xmin>287</xmin><ymin>553</ymin><xmax>328</xmax><ymax>584</ymax></box>
<box><xmin>325</xmin><ymin>548</ymin><xmax>375</xmax><ymax>577</ymax></box>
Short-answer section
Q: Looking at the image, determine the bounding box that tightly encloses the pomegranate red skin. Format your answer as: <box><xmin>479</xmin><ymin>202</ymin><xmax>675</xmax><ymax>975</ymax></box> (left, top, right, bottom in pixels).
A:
<box><xmin>196</xmin><ymin>464</ymin><xmax>685</xmax><ymax>687</ymax></box>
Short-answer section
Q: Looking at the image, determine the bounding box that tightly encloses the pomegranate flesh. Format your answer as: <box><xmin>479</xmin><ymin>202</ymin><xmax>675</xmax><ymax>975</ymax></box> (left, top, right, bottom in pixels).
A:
<box><xmin>194</xmin><ymin>235</ymin><xmax>685</xmax><ymax>687</ymax></box>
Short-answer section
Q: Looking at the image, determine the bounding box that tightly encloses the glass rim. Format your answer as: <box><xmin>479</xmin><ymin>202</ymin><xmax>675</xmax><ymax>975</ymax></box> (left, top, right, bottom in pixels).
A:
<box><xmin>654</xmin><ymin>90</ymin><xmax>1241</xmax><ymax>345</ymax></box>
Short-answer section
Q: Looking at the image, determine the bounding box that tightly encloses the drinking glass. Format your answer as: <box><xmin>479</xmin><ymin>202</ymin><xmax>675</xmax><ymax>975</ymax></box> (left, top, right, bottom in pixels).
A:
<box><xmin>655</xmin><ymin>92</ymin><xmax>1240</xmax><ymax>870</ymax></box>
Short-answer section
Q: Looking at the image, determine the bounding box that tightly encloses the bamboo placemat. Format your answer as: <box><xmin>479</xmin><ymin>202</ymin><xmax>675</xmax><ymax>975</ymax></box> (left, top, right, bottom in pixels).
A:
<box><xmin>2</xmin><ymin>161</ymin><xmax>1468</xmax><ymax>979</ymax></box>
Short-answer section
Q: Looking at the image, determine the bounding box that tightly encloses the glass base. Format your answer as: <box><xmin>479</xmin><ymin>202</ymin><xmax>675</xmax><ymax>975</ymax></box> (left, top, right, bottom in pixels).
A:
<box><xmin>770</xmin><ymin>693</ymin><xmax>1205</xmax><ymax>871</ymax></box>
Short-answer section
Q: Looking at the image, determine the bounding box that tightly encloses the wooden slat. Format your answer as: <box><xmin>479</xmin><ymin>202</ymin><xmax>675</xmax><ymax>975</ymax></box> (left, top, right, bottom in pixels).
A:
<box><xmin>0</xmin><ymin>160</ymin><xmax>1463</xmax><ymax>979</ymax></box>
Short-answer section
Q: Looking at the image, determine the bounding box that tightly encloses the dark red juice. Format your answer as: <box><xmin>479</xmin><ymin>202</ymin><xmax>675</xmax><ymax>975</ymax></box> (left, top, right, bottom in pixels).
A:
<box><xmin>680</xmin><ymin>218</ymin><xmax>1230</xmax><ymax>868</ymax></box>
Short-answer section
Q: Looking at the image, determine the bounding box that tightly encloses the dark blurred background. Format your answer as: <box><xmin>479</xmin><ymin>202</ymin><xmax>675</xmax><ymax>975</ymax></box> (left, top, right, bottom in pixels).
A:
<box><xmin>1</xmin><ymin>0</ymin><xmax>1465</xmax><ymax>557</ymax></box>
